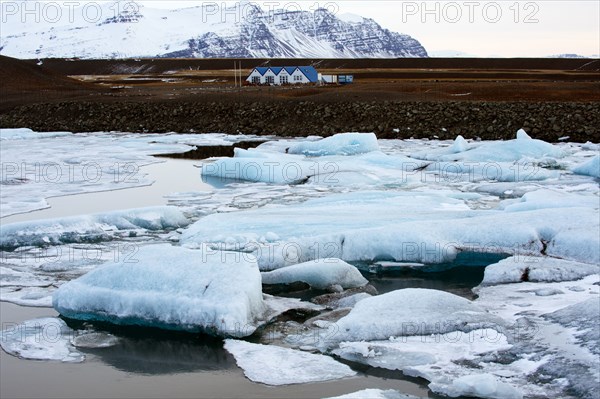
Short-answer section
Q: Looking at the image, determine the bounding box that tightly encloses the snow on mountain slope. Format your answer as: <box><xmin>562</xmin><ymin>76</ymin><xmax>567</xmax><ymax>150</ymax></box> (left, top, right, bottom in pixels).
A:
<box><xmin>0</xmin><ymin>2</ymin><xmax>427</xmax><ymax>59</ymax></box>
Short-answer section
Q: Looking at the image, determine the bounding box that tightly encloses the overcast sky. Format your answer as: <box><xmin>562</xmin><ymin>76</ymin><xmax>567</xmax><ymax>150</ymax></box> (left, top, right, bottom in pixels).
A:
<box><xmin>14</xmin><ymin>0</ymin><xmax>599</xmax><ymax>57</ymax></box>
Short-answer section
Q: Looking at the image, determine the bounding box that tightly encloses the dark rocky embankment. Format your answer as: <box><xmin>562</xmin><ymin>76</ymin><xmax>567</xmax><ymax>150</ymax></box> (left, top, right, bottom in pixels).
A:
<box><xmin>2</xmin><ymin>100</ymin><xmax>598</xmax><ymax>142</ymax></box>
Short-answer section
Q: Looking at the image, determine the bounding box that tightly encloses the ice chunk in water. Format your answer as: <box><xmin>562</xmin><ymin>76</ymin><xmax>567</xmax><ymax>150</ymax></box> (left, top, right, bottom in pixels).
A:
<box><xmin>261</xmin><ymin>259</ymin><xmax>368</xmax><ymax>289</ymax></box>
<box><xmin>287</xmin><ymin>133</ymin><xmax>379</xmax><ymax>156</ymax></box>
<box><xmin>223</xmin><ymin>339</ymin><xmax>356</xmax><ymax>385</ymax></box>
<box><xmin>0</xmin><ymin>317</ymin><xmax>84</xmax><ymax>362</ymax></box>
<box><xmin>333</xmin><ymin>288</ymin><xmax>505</xmax><ymax>342</ymax></box>
<box><xmin>53</xmin><ymin>244</ymin><xmax>266</xmax><ymax>336</ymax></box>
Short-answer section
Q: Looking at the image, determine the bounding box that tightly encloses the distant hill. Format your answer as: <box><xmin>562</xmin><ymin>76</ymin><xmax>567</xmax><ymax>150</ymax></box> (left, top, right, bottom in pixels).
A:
<box><xmin>0</xmin><ymin>55</ymin><xmax>94</xmax><ymax>92</ymax></box>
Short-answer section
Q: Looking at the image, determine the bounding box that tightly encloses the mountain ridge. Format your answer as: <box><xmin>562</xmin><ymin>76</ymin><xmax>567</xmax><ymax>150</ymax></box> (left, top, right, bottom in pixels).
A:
<box><xmin>1</xmin><ymin>2</ymin><xmax>427</xmax><ymax>59</ymax></box>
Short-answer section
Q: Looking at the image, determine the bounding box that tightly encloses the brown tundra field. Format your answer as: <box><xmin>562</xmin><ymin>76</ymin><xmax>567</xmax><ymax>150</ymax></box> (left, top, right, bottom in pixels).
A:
<box><xmin>1</xmin><ymin>56</ymin><xmax>599</xmax><ymax>141</ymax></box>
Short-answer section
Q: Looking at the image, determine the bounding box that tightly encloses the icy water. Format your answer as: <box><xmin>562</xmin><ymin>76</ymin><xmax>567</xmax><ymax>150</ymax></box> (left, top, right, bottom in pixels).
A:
<box><xmin>0</xmin><ymin>302</ymin><xmax>432</xmax><ymax>399</ymax></box>
<box><xmin>2</xmin><ymin>159</ymin><xmax>209</xmax><ymax>224</ymax></box>
<box><xmin>0</xmin><ymin>151</ymin><xmax>446</xmax><ymax>399</ymax></box>
<box><xmin>3</xmin><ymin>131</ymin><xmax>598</xmax><ymax>398</ymax></box>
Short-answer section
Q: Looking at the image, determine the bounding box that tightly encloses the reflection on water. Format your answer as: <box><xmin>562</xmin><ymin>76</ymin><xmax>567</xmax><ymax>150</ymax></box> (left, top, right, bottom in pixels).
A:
<box><xmin>77</xmin><ymin>331</ymin><xmax>235</xmax><ymax>375</ymax></box>
<box><xmin>2</xmin><ymin>158</ymin><xmax>210</xmax><ymax>224</ymax></box>
<box><xmin>360</xmin><ymin>252</ymin><xmax>510</xmax><ymax>299</ymax></box>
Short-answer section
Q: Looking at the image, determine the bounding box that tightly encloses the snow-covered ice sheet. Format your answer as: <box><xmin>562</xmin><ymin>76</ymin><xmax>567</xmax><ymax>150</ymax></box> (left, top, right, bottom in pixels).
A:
<box><xmin>0</xmin><ymin>206</ymin><xmax>188</xmax><ymax>250</ymax></box>
<box><xmin>261</xmin><ymin>259</ymin><xmax>368</xmax><ymax>289</ymax></box>
<box><xmin>480</xmin><ymin>256</ymin><xmax>599</xmax><ymax>285</ymax></box>
<box><xmin>53</xmin><ymin>244</ymin><xmax>266</xmax><ymax>336</ymax></box>
<box><xmin>0</xmin><ymin>317</ymin><xmax>84</xmax><ymax>362</ymax></box>
<box><xmin>181</xmin><ymin>189</ymin><xmax>599</xmax><ymax>268</ymax></box>
<box><xmin>223</xmin><ymin>339</ymin><xmax>356</xmax><ymax>385</ymax></box>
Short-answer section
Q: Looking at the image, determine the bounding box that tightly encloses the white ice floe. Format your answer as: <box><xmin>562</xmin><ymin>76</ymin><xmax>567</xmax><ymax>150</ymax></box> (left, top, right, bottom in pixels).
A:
<box><xmin>0</xmin><ymin>286</ymin><xmax>55</xmax><ymax>307</ymax></box>
<box><xmin>411</xmin><ymin>130</ymin><xmax>564</xmax><ymax>162</ymax></box>
<box><xmin>223</xmin><ymin>339</ymin><xmax>356</xmax><ymax>385</ymax></box>
<box><xmin>480</xmin><ymin>256</ymin><xmax>599</xmax><ymax>285</ymax></box>
<box><xmin>498</xmin><ymin>188</ymin><xmax>599</xmax><ymax>212</ymax></box>
<box><xmin>429</xmin><ymin>373</ymin><xmax>523</xmax><ymax>399</ymax></box>
<box><xmin>572</xmin><ymin>155</ymin><xmax>600</xmax><ymax>178</ymax></box>
<box><xmin>0</xmin><ymin>128</ymin><xmax>73</xmax><ymax>141</ymax></box>
<box><xmin>332</xmin><ymin>288</ymin><xmax>505</xmax><ymax>342</ymax></box>
<box><xmin>286</xmin><ymin>133</ymin><xmax>380</xmax><ymax>156</ymax></box>
<box><xmin>325</xmin><ymin>389</ymin><xmax>420</xmax><ymax>399</ymax></box>
<box><xmin>181</xmin><ymin>189</ymin><xmax>599</xmax><ymax>268</ymax></box>
<box><xmin>53</xmin><ymin>244</ymin><xmax>266</xmax><ymax>336</ymax></box>
<box><xmin>543</xmin><ymin>297</ymin><xmax>599</xmax><ymax>356</ymax></box>
<box><xmin>0</xmin><ymin>206</ymin><xmax>188</xmax><ymax>250</ymax></box>
<box><xmin>334</xmin><ymin>328</ymin><xmax>511</xmax><ymax>372</ymax></box>
<box><xmin>472</xmin><ymin>274</ymin><xmax>600</xmax><ymax>397</ymax></box>
<box><xmin>0</xmin><ymin>317</ymin><xmax>84</xmax><ymax>362</ymax></box>
<box><xmin>261</xmin><ymin>259</ymin><xmax>368</xmax><ymax>289</ymax></box>
<box><xmin>201</xmin><ymin>147</ymin><xmax>427</xmax><ymax>186</ymax></box>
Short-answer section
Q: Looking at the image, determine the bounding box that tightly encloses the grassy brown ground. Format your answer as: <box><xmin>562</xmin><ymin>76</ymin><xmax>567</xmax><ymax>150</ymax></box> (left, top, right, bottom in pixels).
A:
<box><xmin>1</xmin><ymin>56</ymin><xmax>599</xmax><ymax>141</ymax></box>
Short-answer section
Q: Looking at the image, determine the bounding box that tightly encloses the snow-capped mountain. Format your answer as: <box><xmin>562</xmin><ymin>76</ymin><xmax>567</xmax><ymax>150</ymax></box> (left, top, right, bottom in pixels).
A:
<box><xmin>0</xmin><ymin>2</ymin><xmax>427</xmax><ymax>59</ymax></box>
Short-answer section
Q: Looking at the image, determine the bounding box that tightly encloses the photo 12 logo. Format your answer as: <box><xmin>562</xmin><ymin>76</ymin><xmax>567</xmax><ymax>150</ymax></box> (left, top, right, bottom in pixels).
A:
<box><xmin>400</xmin><ymin>1</ymin><xmax>540</xmax><ymax>24</ymax></box>
<box><xmin>0</xmin><ymin>1</ymin><xmax>341</xmax><ymax>24</ymax></box>
<box><xmin>1</xmin><ymin>1</ymin><xmax>141</xmax><ymax>24</ymax></box>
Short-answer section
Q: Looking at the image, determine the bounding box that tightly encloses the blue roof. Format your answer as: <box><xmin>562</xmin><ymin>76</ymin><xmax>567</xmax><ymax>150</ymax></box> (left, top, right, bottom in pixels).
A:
<box><xmin>297</xmin><ymin>66</ymin><xmax>318</xmax><ymax>82</ymax></box>
<box><xmin>254</xmin><ymin>67</ymin><xmax>269</xmax><ymax>76</ymax></box>
<box><xmin>250</xmin><ymin>66</ymin><xmax>319</xmax><ymax>82</ymax></box>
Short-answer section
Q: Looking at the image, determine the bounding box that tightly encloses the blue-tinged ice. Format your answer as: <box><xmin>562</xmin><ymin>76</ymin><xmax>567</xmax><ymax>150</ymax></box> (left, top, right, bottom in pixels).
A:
<box><xmin>480</xmin><ymin>256</ymin><xmax>599</xmax><ymax>285</ymax></box>
<box><xmin>287</xmin><ymin>133</ymin><xmax>379</xmax><ymax>156</ymax></box>
<box><xmin>332</xmin><ymin>288</ymin><xmax>506</xmax><ymax>342</ymax></box>
<box><xmin>53</xmin><ymin>244</ymin><xmax>266</xmax><ymax>336</ymax></box>
<box><xmin>572</xmin><ymin>155</ymin><xmax>600</xmax><ymax>178</ymax></box>
<box><xmin>261</xmin><ymin>259</ymin><xmax>368</xmax><ymax>289</ymax></box>
<box><xmin>0</xmin><ymin>206</ymin><xmax>188</xmax><ymax>250</ymax></box>
<box><xmin>411</xmin><ymin>130</ymin><xmax>564</xmax><ymax>162</ymax></box>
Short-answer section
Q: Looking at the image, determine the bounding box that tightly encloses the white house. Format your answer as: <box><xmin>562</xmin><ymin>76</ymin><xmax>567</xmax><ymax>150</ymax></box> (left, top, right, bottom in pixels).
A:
<box><xmin>246</xmin><ymin>66</ymin><xmax>319</xmax><ymax>85</ymax></box>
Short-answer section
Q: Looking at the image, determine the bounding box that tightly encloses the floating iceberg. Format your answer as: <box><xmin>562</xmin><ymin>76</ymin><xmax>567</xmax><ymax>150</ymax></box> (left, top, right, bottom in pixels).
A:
<box><xmin>53</xmin><ymin>244</ymin><xmax>266</xmax><ymax>336</ymax></box>
<box><xmin>223</xmin><ymin>339</ymin><xmax>356</xmax><ymax>385</ymax></box>
<box><xmin>0</xmin><ymin>206</ymin><xmax>189</xmax><ymax>250</ymax></box>
<box><xmin>332</xmin><ymin>288</ymin><xmax>505</xmax><ymax>342</ymax></box>
<box><xmin>287</xmin><ymin>133</ymin><xmax>379</xmax><ymax>156</ymax></box>
<box><xmin>572</xmin><ymin>155</ymin><xmax>600</xmax><ymax>178</ymax></box>
<box><xmin>261</xmin><ymin>259</ymin><xmax>368</xmax><ymax>289</ymax></box>
<box><xmin>0</xmin><ymin>317</ymin><xmax>84</xmax><ymax>362</ymax></box>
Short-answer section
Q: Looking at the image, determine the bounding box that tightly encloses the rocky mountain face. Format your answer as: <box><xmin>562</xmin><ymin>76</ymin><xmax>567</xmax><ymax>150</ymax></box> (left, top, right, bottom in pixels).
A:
<box><xmin>1</xmin><ymin>2</ymin><xmax>427</xmax><ymax>59</ymax></box>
